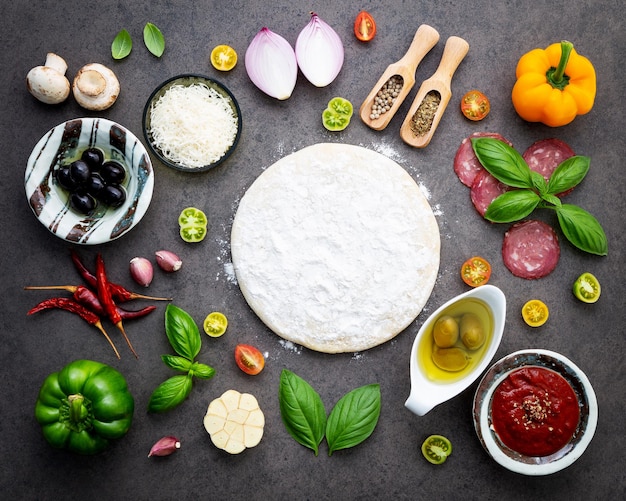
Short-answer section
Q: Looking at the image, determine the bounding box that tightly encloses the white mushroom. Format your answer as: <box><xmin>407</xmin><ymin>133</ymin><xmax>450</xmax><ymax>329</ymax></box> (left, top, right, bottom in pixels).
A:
<box><xmin>72</xmin><ymin>63</ymin><xmax>120</xmax><ymax>110</ymax></box>
<box><xmin>26</xmin><ymin>53</ymin><xmax>71</xmax><ymax>104</ymax></box>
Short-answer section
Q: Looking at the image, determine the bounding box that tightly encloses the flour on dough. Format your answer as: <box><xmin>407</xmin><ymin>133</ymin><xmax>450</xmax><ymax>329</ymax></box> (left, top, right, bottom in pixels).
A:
<box><xmin>231</xmin><ymin>143</ymin><xmax>440</xmax><ymax>353</ymax></box>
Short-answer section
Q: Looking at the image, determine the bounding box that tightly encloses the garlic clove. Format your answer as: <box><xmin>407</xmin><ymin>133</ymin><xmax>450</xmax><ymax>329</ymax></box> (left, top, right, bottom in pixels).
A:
<box><xmin>148</xmin><ymin>436</ymin><xmax>181</xmax><ymax>457</ymax></box>
<box><xmin>155</xmin><ymin>250</ymin><xmax>182</xmax><ymax>272</ymax></box>
<box><xmin>130</xmin><ymin>257</ymin><xmax>154</xmax><ymax>287</ymax></box>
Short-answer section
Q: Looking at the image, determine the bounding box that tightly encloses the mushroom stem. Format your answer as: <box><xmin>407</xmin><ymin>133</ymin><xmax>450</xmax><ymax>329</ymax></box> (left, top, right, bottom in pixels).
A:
<box><xmin>44</xmin><ymin>53</ymin><xmax>68</xmax><ymax>75</ymax></box>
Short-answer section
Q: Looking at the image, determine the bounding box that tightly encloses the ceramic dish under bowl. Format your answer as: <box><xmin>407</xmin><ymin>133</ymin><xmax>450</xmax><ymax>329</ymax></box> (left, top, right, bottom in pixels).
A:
<box><xmin>25</xmin><ymin>117</ymin><xmax>154</xmax><ymax>245</ymax></box>
<box><xmin>405</xmin><ymin>284</ymin><xmax>506</xmax><ymax>416</ymax></box>
<box><xmin>142</xmin><ymin>74</ymin><xmax>242</xmax><ymax>172</ymax></box>
<box><xmin>473</xmin><ymin>349</ymin><xmax>597</xmax><ymax>476</ymax></box>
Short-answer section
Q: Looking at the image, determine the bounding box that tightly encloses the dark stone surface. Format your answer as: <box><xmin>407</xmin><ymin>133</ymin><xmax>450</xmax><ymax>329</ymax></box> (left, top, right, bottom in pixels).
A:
<box><xmin>2</xmin><ymin>1</ymin><xmax>624</xmax><ymax>499</ymax></box>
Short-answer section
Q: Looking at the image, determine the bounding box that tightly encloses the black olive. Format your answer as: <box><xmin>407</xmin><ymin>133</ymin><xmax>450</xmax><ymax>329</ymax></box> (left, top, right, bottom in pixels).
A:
<box><xmin>69</xmin><ymin>160</ymin><xmax>91</xmax><ymax>185</ymax></box>
<box><xmin>100</xmin><ymin>161</ymin><xmax>126</xmax><ymax>184</ymax></box>
<box><xmin>55</xmin><ymin>165</ymin><xmax>77</xmax><ymax>191</ymax></box>
<box><xmin>81</xmin><ymin>147</ymin><xmax>104</xmax><ymax>170</ymax></box>
<box><xmin>70</xmin><ymin>192</ymin><xmax>97</xmax><ymax>214</ymax></box>
<box><xmin>86</xmin><ymin>173</ymin><xmax>105</xmax><ymax>196</ymax></box>
<box><xmin>98</xmin><ymin>184</ymin><xmax>126</xmax><ymax>208</ymax></box>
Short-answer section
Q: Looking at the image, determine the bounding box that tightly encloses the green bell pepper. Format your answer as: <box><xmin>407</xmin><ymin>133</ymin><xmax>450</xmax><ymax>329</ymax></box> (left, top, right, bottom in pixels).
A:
<box><xmin>35</xmin><ymin>359</ymin><xmax>134</xmax><ymax>455</ymax></box>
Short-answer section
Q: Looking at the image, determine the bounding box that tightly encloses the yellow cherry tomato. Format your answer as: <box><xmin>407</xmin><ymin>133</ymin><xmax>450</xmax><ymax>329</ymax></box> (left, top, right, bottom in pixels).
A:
<box><xmin>522</xmin><ymin>299</ymin><xmax>549</xmax><ymax>327</ymax></box>
<box><xmin>210</xmin><ymin>45</ymin><xmax>237</xmax><ymax>71</ymax></box>
<box><xmin>203</xmin><ymin>312</ymin><xmax>228</xmax><ymax>337</ymax></box>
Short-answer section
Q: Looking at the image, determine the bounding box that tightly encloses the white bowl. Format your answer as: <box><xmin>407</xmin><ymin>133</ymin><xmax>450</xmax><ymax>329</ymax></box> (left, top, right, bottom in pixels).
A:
<box><xmin>405</xmin><ymin>284</ymin><xmax>506</xmax><ymax>416</ymax></box>
<box><xmin>472</xmin><ymin>349</ymin><xmax>598</xmax><ymax>475</ymax></box>
<box><xmin>25</xmin><ymin>117</ymin><xmax>154</xmax><ymax>245</ymax></box>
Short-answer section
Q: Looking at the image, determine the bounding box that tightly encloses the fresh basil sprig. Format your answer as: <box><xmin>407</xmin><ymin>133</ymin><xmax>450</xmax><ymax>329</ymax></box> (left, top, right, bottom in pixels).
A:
<box><xmin>148</xmin><ymin>304</ymin><xmax>215</xmax><ymax>413</ymax></box>
<box><xmin>472</xmin><ymin>138</ymin><xmax>608</xmax><ymax>256</ymax></box>
<box><xmin>279</xmin><ymin>370</ymin><xmax>381</xmax><ymax>456</ymax></box>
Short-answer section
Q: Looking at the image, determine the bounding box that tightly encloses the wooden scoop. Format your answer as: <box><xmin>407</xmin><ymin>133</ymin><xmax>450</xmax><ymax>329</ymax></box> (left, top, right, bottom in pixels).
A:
<box><xmin>400</xmin><ymin>36</ymin><xmax>469</xmax><ymax>148</ymax></box>
<box><xmin>359</xmin><ymin>24</ymin><xmax>440</xmax><ymax>131</ymax></box>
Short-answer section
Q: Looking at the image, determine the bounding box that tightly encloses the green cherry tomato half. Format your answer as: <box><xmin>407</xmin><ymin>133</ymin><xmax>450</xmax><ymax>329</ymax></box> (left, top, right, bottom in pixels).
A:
<box><xmin>178</xmin><ymin>207</ymin><xmax>208</xmax><ymax>228</ymax></box>
<box><xmin>322</xmin><ymin>97</ymin><xmax>353</xmax><ymax>131</ymax></box>
<box><xmin>178</xmin><ymin>207</ymin><xmax>208</xmax><ymax>243</ymax></box>
<box><xmin>573</xmin><ymin>272</ymin><xmax>601</xmax><ymax>303</ymax></box>
<box><xmin>329</xmin><ymin>97</ymin><xmax>353</xmax><ymax>117</ymax></box>
<box><xmin>180</xmin><ymin>225</ymin><xmax>207</xmax><ymax>242</ymax></box>
<box><xmin>421</xmin><ymin>435</ymin><xmax>452</xmax><ymax>465</ymax></box>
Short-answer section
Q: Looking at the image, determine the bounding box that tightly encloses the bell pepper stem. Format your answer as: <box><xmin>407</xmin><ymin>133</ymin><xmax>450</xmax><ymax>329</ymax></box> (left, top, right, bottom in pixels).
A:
<box><xmin>68</xmin><ymin>394</ymin><xmax>86</xmax><ymax>423</ymax></box>
<box><xmin>548</xmin><ymin>40</ymin><xmax>573</xmax><ymax>90</ymax></box>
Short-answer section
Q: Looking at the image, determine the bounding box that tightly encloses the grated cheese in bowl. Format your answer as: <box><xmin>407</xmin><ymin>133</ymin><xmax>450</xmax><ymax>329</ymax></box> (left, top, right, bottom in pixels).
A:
<box><xmin>143</xmin><ymin>76</ymin><xmax>241</xmax><ymax>171</ymax></box>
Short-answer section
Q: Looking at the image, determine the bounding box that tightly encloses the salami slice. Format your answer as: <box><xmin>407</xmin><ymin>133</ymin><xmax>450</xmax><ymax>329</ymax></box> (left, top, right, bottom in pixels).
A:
<box><xmin>454</xmin><ymin>132</ymin><xmax>513</xmax><ymax>187</ymax></box>
<box><xmin>523</xmin><ymin>138</ymin><xmax>575</xmax><ymax>196</ymax></box>
<box><xmin>502</xmin><ymin>220</ymin><xmax>560</xmax><ymax>279</ymax></box>
<box><xmin>470</xmin><ymin>169</ymin><xmax>511</xmax><ymax>217</ymax></box>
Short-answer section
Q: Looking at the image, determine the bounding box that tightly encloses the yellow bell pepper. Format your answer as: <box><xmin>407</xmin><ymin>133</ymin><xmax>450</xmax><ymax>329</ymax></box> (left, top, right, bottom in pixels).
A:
<box><xmin>512</xmin><ymin>41</ymin><xmax>596</xmax><ymax>127</ymax></box>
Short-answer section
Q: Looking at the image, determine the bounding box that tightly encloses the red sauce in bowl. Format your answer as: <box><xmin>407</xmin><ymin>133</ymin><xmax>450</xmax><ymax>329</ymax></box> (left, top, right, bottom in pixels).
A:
<box><xmin>491</xmin><ymin>366</ymin><xmax>580</xmax><ymax>457</ymax></box>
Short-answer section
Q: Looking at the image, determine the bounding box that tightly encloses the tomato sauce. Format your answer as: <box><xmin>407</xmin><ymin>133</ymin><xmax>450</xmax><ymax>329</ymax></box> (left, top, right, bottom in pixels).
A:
<box><xmin>491</xmin><ymin>366</ymin><xmax>580</xmax><ymax>457</ymax></box>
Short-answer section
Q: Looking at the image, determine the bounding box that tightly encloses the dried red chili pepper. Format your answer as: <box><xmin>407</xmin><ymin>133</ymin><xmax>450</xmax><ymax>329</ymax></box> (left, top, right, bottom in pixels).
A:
<box><xmin>71</xmin><ymin>250</ymin><xmax>171</xmax><ymax>302</ymax></box>
<box><xmin>27</xmin><ymin>297</ymin><xmax>120</xmax><ymax>359</ymax></box>
<box><xmin>118</xmin><ymin>305</ymin><xmax>157</xmax><ymax>320</ymax></box>
<box><xmin>25</xmin><ymin>285</ymin><xmax>105</xmax><ymax>315</ymax></box>
<box><xmin>96</xmin><ymin>253</ymin><xmax>138</xmax><ymax>358</ymax></box>
<box><xmin>25</xmin><ymin>285</ymin><xmax>157</xmax><ymax>320</ymax></box>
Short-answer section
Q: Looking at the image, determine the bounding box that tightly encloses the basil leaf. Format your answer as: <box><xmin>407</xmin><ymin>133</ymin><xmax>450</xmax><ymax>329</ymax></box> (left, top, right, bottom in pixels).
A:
<box><xmin>556</xmin><ymin>204</ymin><xmax>608</xmax><ymax>256</ymax></box>
<box><xmin>144</xmin><ymin>22</ymin><xmax>165</xmax><ymax>57</ymax></box>
<box><xmin>326</xmin><ymin>384</ymin><xmax>381</xmax><ymax>456</ymax></box>
<box><xmin>541</xmin><ymin>193</ymin><xmax>562</xmax><ymax>207</ymax></box>
<box><xmin>190</xmin><ymin>362</ymin><xmax>216</xmax><ymax>380</ymax></box>
<box><xmin>148</xmin><ymin>374</ymin><xmax>193</xmax><ymax>413</ymax></box>
<box><xmin>472</xmin><ymin>138</ymin><xmax>534</xmax><ymax>189</ymax></box>
<box><xmin>530</xmin><ymin>171</ymin><xmax>547</xmax><ymax>195</ymax></box>
<box><xmin>161</xmin><ymin>354</ymin><xmax>193</xmax><ymax>373</ymax></box>
<box><xmin>279</xmin><ymin>370</ymin><xmax>326</xmax><ymax>456</ymax></box>
<box><xmin>546</xmin><ymin>156</ymin><xmax>590</xmax><ymax>195</ymax></box>
<box><xmin>111</xmin><ymin>29</ymin><xmax>132</xmax><ymax>60</ymax></box>
<box><xmin>164</xmin><ymin>304</ymin><xmax>201</xmax><ymax>360</ymax></box>
<box><xmin>484</xmin><ymin>190</ymin><xmax>541</xmax><ymax>223</ymax></box>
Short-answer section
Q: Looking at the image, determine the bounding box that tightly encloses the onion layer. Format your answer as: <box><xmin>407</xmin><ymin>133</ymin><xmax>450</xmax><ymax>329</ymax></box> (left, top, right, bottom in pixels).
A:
<box><xmin>245</xmin><ymin>27</ymin><xmax>297</xmax><ymax>100</ymax></box>
<box><xmin>295</xmin><ymin>12</ymin><xmax>344</xmax><ymax>87</ymax></box>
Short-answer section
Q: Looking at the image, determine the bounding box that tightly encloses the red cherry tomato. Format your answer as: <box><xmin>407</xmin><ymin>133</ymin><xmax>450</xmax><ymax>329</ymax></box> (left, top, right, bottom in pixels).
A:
<box><xmin>354</xmin><ymin>11</ymin><xmax>376</xmax><ymax>42</ymax></box>
<box><xmin>460</xmin><ymin>90</ymin><xmax>491</xmax><ymax>121</ymax></box>
<box><xmin>234</xmin><ymin>344</ymin><xmax>265</xmax><ymax>375</ymax></box>
<box><xmin>460</xmin><ymin>256</ymin><xmax>492</xmax><ymax>287</ymax></box>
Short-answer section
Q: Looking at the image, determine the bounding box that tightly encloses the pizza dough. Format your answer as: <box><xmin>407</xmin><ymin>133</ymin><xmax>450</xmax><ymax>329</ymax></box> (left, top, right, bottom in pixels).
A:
<box><xmin>231</xmin><ymin>143</ymin><xmax>440</xmax><ymax>353</ymax></box>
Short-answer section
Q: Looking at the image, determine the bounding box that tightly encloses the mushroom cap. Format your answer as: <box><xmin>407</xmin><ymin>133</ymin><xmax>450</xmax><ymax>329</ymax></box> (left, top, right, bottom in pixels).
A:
<box><xmin>73</xmin><ymin>63</ymin><xmax>120</xmax><ymax>110</ymax></box>
<box><xmin>26</xmin><ymin>53</ymin><xmax>70</xmax><ymax>105</ymax></box>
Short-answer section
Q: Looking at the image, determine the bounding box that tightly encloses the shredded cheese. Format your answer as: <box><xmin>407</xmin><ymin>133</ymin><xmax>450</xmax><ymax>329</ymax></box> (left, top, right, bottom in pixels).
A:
<box><xmin>148</xmin><ymin>83</ymin><xmax>238</xmax><ymax>168</ymax></box>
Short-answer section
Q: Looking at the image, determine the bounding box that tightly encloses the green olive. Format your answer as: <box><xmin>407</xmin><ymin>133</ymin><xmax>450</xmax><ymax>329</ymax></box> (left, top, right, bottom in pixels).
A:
<box><xmin>460</xmin><ymin>313</ymin><xmax>485</xmax><ymax>350</ymax></box>
<box><xmin>432</xmin><ymin>315</ymin><xmax>459</xmax><ymax>348</ymax></box>
<box><xmin>432</xmin><ymin>347</ymin><xmax>469</xmax><ymax>372</ymax></box>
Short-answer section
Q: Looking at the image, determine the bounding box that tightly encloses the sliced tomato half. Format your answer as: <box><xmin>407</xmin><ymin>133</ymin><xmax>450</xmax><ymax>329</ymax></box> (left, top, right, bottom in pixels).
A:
<box><xmin>461</xmin><ymin>256</ymin><xmax>492</xmax><ymax>287</ymax></box>
<box><xmin>234</xmin><ymin>344</ymin><xmax>265</xmax><ymax>375</ymax></box>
